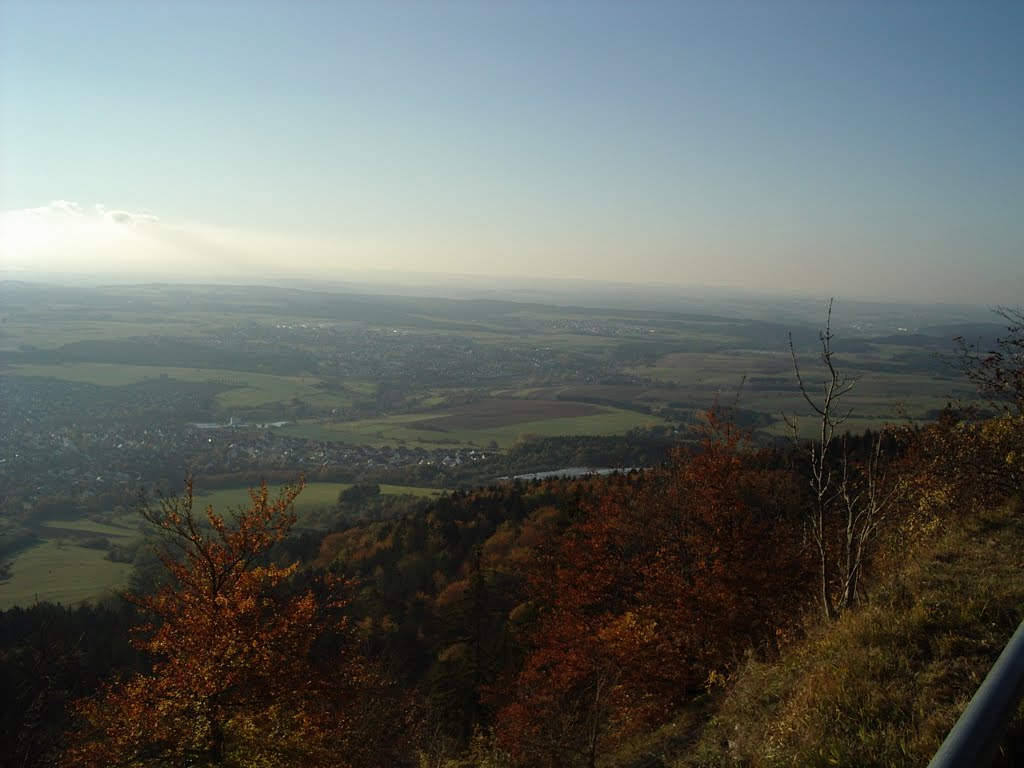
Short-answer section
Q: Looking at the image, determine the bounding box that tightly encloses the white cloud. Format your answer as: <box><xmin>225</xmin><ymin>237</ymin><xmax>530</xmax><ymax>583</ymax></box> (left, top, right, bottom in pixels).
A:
<box><xmin>34</xmin><ymin>200</ymin><xmax>84</xmax><ymax>216</ymax></box>
<box><xmin>4</xmin><ymin>200</ymin><xmax>156</xmax><ymax>241</ymax></box>
<box><xmin>95</xmin><ymin>204</ymin><xmax>160</xmax><ymax>227</ymax></box>
<box><xmin>0</xmin><ymin>200</ymin><xmax>230</xmax><ymax>281</ymax></box>
<box><xmin>0</xmin><ymin>200</ymin><xmax>344</xmax><ymax>283</ymax></box>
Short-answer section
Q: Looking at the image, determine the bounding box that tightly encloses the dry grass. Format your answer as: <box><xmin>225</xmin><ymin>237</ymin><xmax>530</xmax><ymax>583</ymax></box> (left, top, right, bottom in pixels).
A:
<box><xmin>599</xmin><ymin>501</ymin><xmax>1024</xmax><ymax>767</ymax></box>
<box><xmin>675</xmin><ymin>501</ymin><xmax>1024</xmax><ymax>768</ymax></box>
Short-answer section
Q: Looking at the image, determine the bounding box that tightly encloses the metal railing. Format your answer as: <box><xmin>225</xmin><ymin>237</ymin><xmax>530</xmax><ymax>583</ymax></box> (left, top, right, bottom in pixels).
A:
<box><xmin>927</xmin><ymin>619</ymin><xmax>1024</xmax><ymax>767</ymax></box>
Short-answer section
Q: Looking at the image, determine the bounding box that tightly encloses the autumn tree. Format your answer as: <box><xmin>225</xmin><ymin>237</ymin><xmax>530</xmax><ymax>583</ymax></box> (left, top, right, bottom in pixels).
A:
<box><xmin>63</xmin><ymin>476</ymin><xmax>412</xmax><ymax>768</ymax></box>
<box><xmin>787</xmin><ymin>300</ymin><xmax>899</xmax><ymax>620</ymax></box>
<box><xmin>952</xmin><ymin>305</ymin><xmax>1024</xmax><ymax>497</ymax></box>
<box><xmin>494</xmin><ymin>479</ymin><xmax>647</xmax><ymax>768</ymax></box>
<box><xmin>427</xmin><ymin>546</ymin><xmax>514</xmax><ymax>741</ymax></box>
<box><xmin>954</xmin><ymin>305</ymin><xmax>1024</xmax><ymax>415</ymax></box>
<box><xmin>494</xmin><ymin>411</ymin><xmax>810</xmax><ymax>766</ymax></box>
<box><xmin>901</xmin><ymin>306</ymin><xmax>1024</xmax><ymax>522</ymax></box>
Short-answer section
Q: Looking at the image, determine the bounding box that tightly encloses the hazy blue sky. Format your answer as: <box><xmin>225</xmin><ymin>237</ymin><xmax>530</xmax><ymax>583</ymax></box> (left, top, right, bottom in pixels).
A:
<box><xmin>2</xmin><ymin>1</ymin><xmax>1022</xmax><ymax>303</ymax></box>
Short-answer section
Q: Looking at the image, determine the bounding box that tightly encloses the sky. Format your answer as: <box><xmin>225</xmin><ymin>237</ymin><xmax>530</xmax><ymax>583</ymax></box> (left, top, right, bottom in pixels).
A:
<box><xmin>1</xmin><ymin>0</ymin><xmax>1022</xmax><ymax>304</ymax></box>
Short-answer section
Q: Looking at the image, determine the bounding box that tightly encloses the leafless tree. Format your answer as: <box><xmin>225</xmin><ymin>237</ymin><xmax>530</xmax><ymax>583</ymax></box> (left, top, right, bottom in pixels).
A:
<box><xmin>787</xmin><ymin>299</ymin><xmax>896</xmax><ymax>619</ymax></box>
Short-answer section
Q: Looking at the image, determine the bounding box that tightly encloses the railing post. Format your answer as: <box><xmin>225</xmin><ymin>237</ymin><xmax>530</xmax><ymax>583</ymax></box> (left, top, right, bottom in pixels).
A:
<box><xmin>927</xmin><ymin>619</ymin><xmax>1024</xmax><ymax>768</ymax></box>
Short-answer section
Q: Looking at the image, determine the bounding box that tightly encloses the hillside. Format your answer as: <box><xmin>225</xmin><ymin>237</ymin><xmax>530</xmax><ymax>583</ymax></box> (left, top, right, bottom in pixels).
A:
<box><xmin>609</xmin><ymin>499</ymin><xmax>1024</xmax><ymax>768</ymax></box>
<box><xmin>2</xmin><ymin>409</ymin><xmax>1023</xmax><ymax>767</ymax></box>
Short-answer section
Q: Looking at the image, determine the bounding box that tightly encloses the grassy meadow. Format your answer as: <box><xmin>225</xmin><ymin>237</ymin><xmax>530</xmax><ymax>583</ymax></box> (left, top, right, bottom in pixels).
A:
<box><xmin>282</xmin><ymin>400</ymin><xmax>669</xmax><ymax>449</ymax></box>
<box><xmin>0</xmin><ymin>482</ymin><xmax>445</xmax><ymax>610</ymax></box>
<box><xmin>193</xmin><ymin>481</ymin><xmax>444</xmax><ymax>516</ymax></box>
<box><xmin>5</xmin><ymin>362</ymin><xmax>354</xmax><ymax>411</ymax></box>
<box><xmin>0</xmin><ymin>539</ymin><xmax>134</xmax><ymax>610</ymax></box>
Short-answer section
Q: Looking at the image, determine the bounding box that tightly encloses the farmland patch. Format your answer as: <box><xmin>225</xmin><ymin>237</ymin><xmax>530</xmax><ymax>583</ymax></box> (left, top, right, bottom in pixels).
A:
<box><xmin>411</xmin><ymin>398</ymin><xmax>604</xmax><ymax>430</ymax></box>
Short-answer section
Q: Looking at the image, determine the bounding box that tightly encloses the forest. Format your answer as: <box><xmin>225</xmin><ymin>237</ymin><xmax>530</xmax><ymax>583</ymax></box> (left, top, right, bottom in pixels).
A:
<box><xmin>1</xmin><ymin>302</ymin><xmax>1022</xmax><ymax>767</ymax></box>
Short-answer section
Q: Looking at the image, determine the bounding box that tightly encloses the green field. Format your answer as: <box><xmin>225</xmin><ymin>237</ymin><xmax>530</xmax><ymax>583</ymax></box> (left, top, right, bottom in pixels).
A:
<box><xmin>621</xmin><ymin>347</ymin><xmax>964</xmax><ymax>438</ymax></box>
<box><xmin>4</xmin><ymin>362</ymin><xmax>353</xmax><ymax>410</ymax></box>
<box><xmin>0</xmin><ymin>539</ymin><xmax>133</xmax><ymax>610</ymax></box>
<box><xmin>282</xmin><ymin>405</ymin><xmax>668</xmax><ymax>449</ymax></box>
<box><xmin>4</xmin><ymin>350</ymin><xmax>960</xmax><ymax>448</ymax></box>
<box><xmin>194</xmin><ymin>481</ymin><xmax>443</xmax><ymax>516</ymax></box>
<box><xmin>2</xmin><ymin>510</ymin><xmax>141</xmax><ymax>609</ymax></box>
<box><xmin>0</xmin><ymin>316</ymin><xmax>215</xmax><ymax>352</ymax></box>
<box><xmin>0</xmin><ymin>482</ymin><xmax>445</xmax><ymax>610</ymax></box>
<box><xmin>40</xmin><ymin>516</ymin><xmax>140</xmax><ymax>538</ymax></box>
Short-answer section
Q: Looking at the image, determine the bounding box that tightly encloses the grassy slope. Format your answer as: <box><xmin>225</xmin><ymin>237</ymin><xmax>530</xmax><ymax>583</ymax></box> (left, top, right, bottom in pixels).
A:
<box><xmin>609</xmin><ymin>502</ymin><xmax>1024</xmax><ymax>768</ymax></box>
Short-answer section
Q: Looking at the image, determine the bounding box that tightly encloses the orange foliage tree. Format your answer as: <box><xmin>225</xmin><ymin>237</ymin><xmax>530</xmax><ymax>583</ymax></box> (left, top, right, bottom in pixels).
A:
<box><xmin>897</xmin><ymin>307</ymin><xmax>1024</xmax><ymax>533</ymax></box>
<box><xmin>63</xmin><ymin>476</ymin><xmax>412</xmax><ymax>768</ymax></box>
<box><xmin>494</xmin><ymin>412</ymin><xmax>810</xmax><ymax>767</ymax></box>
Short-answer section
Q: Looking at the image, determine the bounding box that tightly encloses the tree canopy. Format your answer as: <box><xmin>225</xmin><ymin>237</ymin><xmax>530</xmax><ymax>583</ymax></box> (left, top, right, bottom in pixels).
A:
<box><xmin>63</xmin><ymin>477</ymin><xmax>412</xmax><ymax>768</ymax></box>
